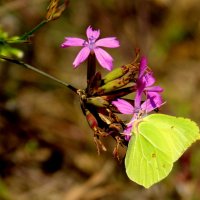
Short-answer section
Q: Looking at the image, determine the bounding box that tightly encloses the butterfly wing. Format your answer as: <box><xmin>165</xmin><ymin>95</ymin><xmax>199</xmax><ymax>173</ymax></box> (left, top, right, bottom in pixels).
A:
<box><xmin>125</xmin><ymin>114</ymin><xmax>200</xmax><ymax>188</ymax></box>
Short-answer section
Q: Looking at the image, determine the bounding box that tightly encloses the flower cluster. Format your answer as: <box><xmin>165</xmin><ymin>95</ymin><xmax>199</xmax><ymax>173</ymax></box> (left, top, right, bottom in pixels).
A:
<box><xmin>61</xmin><ymin>26</ymin><xmax>164</xmax><ymax>152</ymax></box>
<box><xmin>112</xmin><ymin>57</ymin><xmax>163</xmax><ymax>140</ymax></box>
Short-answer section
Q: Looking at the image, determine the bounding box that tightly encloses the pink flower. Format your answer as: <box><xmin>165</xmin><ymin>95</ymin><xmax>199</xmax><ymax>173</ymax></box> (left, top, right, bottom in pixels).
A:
<box><xmin>134</xmin><ymin>57</ymin><xmax>163</xmax><ymax>110</ymax></box>
<box><xmin>112</xmin><ymin>57</ymin><xmax>163</xmax><ymax>117</ymax></box>
<box><xmin>61</xmin><ymin>26</ymin><xmax>120</xmax><ymax>70</ymax></box>
<box><xmin>112</xmin><ymin>57</ymin><xmax>164</xmax><ymax>141</ymax></box>
<box><xmin>112</xmin><ymin>94</ymin><xmax>163</xmax><ymax>141</ymax></box>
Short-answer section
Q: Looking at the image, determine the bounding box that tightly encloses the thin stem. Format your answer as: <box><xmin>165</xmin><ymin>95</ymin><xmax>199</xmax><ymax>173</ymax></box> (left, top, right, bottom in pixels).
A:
<box><xmin>87</xmin><ymin>53</ymin><xmax>96</xmax><ymax>85</ymax></box>
<box><xmin>6</xmin><ymin>39</ymin><xmax>30</xmax><ymax>44</ymax></box>
<box><xmin>86</xmin><ymin>53</ymin><xmax>96</xmax><ymax>94</ymax></box>
<box><xmin>0</xmin><ymin>55</ymin><xmax>79</xmax><ymax>94</ymax></box>
<box><xmin>20</xmin><ymin>20</ymin><xmax>48</xmax><ymax>40</ymax></box>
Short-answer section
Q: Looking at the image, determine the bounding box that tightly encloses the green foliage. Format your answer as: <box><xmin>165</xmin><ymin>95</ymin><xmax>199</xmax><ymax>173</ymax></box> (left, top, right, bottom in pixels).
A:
<box><xmin>125</xmin><ymin>114</ymin><xmax>200</xmax><ymax>188</ymax></box>
<box><xmin>0</xmin><ymin>28</ymin><xmax>23</xmax><ymax>58</ymax></box>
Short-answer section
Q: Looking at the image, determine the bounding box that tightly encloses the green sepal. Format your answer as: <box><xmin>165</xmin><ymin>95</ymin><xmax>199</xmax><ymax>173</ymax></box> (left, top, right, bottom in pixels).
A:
<box><xmin>86</xmin><ymin>96</ymin><xmax>109</xmax><ymax>107</ymax></box>
<box><xmin>96</xmin><ymin>70</ymin><xmax>137</xmax><ymax>94</ymax></box>
<box><xmin>103</xmin><ymin>64</ymin><xmax>130</xmax><ymax>84</ymax></box>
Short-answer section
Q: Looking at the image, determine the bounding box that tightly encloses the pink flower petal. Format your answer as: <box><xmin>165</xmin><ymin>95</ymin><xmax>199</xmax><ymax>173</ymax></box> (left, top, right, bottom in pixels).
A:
<box><xmin>61</xmin><ymin>37</ymin><xmax>85</xmax><ymax>48</ymax></box>
<box><xmin>141</xmin><ymin>99</ymin><xmax>153</xmax><ymax>113</ymax></box>
<box><xmin>95</xmin><ymin>37</ymin><xmax>120</xmax><ymax>48</ymax></box>
<box><xmin>86</xmin><ymin>26</ymin><xmax>100</xmax><ymax>40</ymax></box>
<box><xmin>72</xmin><ymin>47</ymin><xmax>90</xmax><ymax>68</ymax></box>
<box><xmin>146</xmin><ymin>86</ymin><xmax>163</xmax><ymax>93</ymax></box>
<box><xmin>139</xmin><ymin>56</ymin><xmax>147</xmax><ymax>78</ymax></box>
<box><xmin>142</xmin><ymin>73</ymin><xmax>155</xmax><ymax>87</ymax></box>
<box><xmin>141</xmin><ymin>93</ymin><xmax>163</xmax><ymax>112</ymax></box>
<box><xmin>124</xmin><ymin>124</ymin><xmax>132</xmax><ymax>141</ymax></box>
<box><xmin>93</xmin><ymin>48</ymin><xmax>113</xmax><ymax>70</ymax></box>
<box><xmin>112</xmin><ymin>99</ymin><xmax>134</xmax><ymax>114</ymax></box>
<box><xmin>134</xmin><ymin>80</ymin><xmax>146</xmax><ymax>109</ymax></box>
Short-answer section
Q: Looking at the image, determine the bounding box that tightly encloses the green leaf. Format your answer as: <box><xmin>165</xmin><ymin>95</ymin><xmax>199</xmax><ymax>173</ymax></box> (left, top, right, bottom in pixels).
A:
<box><xmin>0</xmin><ymin>28</ymin><xmax>24</xmax><ymax>58</ymax></box>
<box><xmin>125</xmin><ymin>114</ymin><xmax>200</xmax><ymax>188</ymax></box>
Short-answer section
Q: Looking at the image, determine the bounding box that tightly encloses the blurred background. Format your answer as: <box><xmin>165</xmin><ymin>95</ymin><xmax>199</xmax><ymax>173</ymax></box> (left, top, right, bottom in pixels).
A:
<box><xmin>0</xmin><ymin>0</ymin><xmax>200</xmax><ymax>199</ymax></box>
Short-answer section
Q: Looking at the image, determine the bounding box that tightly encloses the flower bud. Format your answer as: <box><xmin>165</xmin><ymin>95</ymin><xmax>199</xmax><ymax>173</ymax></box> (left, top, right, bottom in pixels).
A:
<box><xmin>86</xmin><ymin>96</ymin><xmax>109</xmax><ymax>107</ymax></box>
<box><xmin>46</xmin><ymin>0</ymin><xmax>68</xmax><ymax>21</ymax></box>
<box><xmin>96</xmin><ymin>70</ymin><xmax>136</xmax><ymax>94</ymax></box>
<box><xmin>85</xmin><ymin>109</ymin><xmax>98</xmax><ymax>130</ymax></box>
<box><xmin>103</xmin><ymin>64</ymin><xmax>130</xmax><ymax>84</ymax></box>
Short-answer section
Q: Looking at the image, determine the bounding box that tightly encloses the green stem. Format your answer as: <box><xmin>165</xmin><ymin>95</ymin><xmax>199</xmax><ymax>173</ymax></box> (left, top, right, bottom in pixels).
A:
<box><xmin>87</xmin><ymin>53</ymin><xmax>96</xmax><ymax>84</ymax></box>
<box><xmin>20</xmin><ymin>20</ymin><xmax>48</xmax><ymax>40</ymax></box>
<box><xmin>0</xmin><ymin>55</ymin><xmax>79</xmax><ymax>95</ymax></box>
<box><xmin>86</xmin><ymin>53</ymin><xmax>96</xmax><ymax>93</ymax></box>
<box><xmin>6</xmin><ymin>39</ymin><xmax>30</xmax><ymax>44</ymax></box>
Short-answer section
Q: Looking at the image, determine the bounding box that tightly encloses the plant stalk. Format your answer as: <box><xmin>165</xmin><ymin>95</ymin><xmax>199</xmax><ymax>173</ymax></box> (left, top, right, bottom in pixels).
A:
<box><xmin>0</xmin><ymin>55</ymin><xmax>78</xmax><ymax>94</ymax></box>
